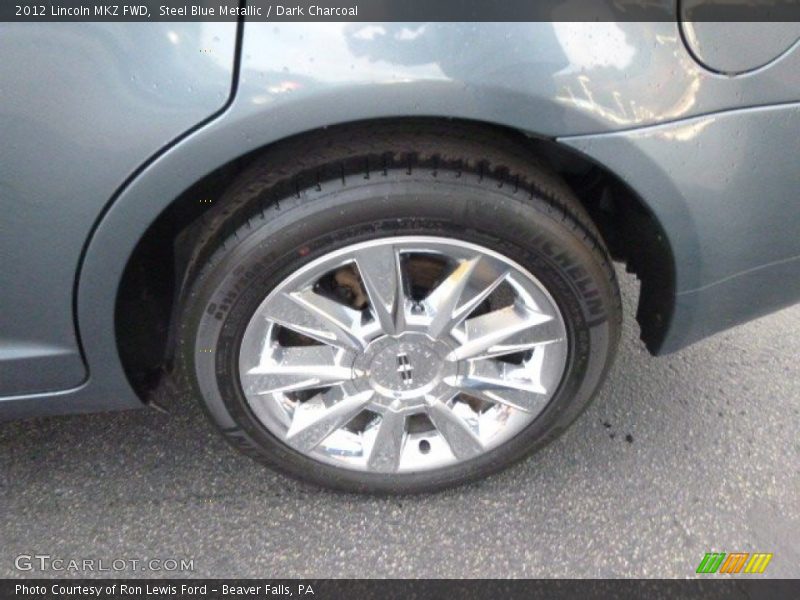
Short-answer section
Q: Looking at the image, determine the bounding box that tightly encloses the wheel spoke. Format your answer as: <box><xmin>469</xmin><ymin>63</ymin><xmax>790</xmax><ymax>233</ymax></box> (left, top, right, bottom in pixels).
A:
<box><xmin>242</xmin><ymin>346</ymin><xmax>356</xmax><ymax>396</ymax></box>
<box><xmin>449</xmin><ymin>364</ymin><xmax>547</xmax><ymax>414</ymax></box>
<box><xmin>456</xmin><ymin>318</ymin><xmax>564</xmax><ymax>361</ymax></box>
<box><xmin>460</xmin><ymin>387</ymin><xmax>548</xmax><ymax>413</ymax></box>
<box><xmin>447</xmin><ymin>351</ymin><xmax>551</xmax><ymax>412</ymax></box>
<box><xmin>426</xmin><ymin>398</ymin><xmax>484</xmax><ymax>460</ymax></box>
<box><xmin>286</xmin><ymin>387</ymin><xmax>374</xmax><ymax>452</ymax></box>
<box><xmin>457</xmin><ymin>356</ymin><xmax>548</xmax><ymax>395</ymax></box>
<box><xmin>446</xmin><ymin>304</ymin><xmax>555</xmax><ymax>361</ymax></box>
<box><xmin>366</xmin><ymin>409</ymin><xmax>407</xmax><ymax>473</ymax></box>
<box><xmin>425</xmin><ymin>256</ymin><xmax>508</xmax><ymax>338</ymax></box>
<box><xmin>354</xmin><ymin>246</ymin><xmax>405</xmax><ymax>334</ymax></box>
<box><xmin>265</xmin><ymin>290</ymin><xmax>366</xmax><ymax>352</ymax></box>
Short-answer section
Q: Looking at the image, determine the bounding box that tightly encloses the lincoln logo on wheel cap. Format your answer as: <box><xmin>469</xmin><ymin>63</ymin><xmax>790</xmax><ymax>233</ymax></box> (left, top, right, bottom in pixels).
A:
<box><xmin>396</xmin><ymin>352</ymin><xmax>413</xmax><ymax>385</ymax></box>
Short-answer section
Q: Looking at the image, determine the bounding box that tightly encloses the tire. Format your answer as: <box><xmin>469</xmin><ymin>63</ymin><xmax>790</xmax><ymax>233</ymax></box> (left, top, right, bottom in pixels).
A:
<box><xmin>177</xmin><ymin>121</ymin><xmax>621</xmax><ymax>494</ymax></box>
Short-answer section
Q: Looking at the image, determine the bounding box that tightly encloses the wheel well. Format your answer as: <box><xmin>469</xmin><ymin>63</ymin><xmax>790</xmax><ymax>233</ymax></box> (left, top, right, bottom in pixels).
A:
<box><xmin>116</xmin><ymin>117</ymin><xmax>675</xmax><ymax>400</ymax></box>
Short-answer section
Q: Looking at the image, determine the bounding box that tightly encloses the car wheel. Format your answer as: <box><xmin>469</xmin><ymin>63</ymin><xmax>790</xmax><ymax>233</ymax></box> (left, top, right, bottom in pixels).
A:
<box><xmin>177</xmin><ymin>122</ymin><xmax>621</xmax><ymax>493</ymax></box>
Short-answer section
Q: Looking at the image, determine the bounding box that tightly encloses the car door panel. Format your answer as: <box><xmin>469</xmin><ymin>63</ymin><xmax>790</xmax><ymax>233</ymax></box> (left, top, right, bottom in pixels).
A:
<box><xmin>0</xmin><ymin>23</ymin><xmax>237</xmax><ymax>395</ymax></box>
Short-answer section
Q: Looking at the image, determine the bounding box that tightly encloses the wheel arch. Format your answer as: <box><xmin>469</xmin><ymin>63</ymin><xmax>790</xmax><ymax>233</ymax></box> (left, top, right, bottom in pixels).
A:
<box><xmin>80</xmin><ymin>116</ymin><xmax>675</xmax><ymax>404</ymax></box>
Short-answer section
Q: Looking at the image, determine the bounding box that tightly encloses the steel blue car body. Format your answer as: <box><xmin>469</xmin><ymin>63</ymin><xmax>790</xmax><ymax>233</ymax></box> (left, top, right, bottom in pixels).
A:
<box><xmin>1</xmin><ymin>20</ymin><xmax>799</xmax><ymax>418</ymax></box>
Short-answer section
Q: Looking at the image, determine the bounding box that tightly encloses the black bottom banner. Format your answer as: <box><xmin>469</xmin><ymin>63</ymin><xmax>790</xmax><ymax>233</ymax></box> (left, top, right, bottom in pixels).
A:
<box><xmin>4</xmin><ymin>579</ymin><xmax>799</xmax><ymax>600</ymax></box>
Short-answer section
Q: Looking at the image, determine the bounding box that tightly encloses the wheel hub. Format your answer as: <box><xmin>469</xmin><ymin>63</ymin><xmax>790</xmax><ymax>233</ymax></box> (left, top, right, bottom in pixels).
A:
<box><xmin>353</xmin><ymin>333</ymin><xmax>456</xmax><ymax>404</ymax></box>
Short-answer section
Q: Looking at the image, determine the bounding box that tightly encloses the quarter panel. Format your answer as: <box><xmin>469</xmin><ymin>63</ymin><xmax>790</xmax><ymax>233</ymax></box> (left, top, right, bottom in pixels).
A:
<box><xmin>562</xmin><ymin>104</ymin><xmax>800</xmax><ymax>352</ymax></box>
<box><xmin>234</xmin><ymin>22</ymin><xmax>800</xmax><ymax>136</ymax></box>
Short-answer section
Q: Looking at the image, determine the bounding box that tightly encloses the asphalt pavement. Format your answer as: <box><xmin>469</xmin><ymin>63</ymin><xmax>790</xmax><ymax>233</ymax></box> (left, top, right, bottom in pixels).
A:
<box><xmin>1</xmin><ymin>266</ymin><xmax>798</xmax><ymax>578</ymax></box>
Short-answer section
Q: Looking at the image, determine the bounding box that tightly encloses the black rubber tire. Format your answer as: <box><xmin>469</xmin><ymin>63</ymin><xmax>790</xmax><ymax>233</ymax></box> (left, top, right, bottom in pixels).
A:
<box><xmin>177</xmin><ymin>121</ymin><xmax>621</xmax><ymax>494</ymax></box>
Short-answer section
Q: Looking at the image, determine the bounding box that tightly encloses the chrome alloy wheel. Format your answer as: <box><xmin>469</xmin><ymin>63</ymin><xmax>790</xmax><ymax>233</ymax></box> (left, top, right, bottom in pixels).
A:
<box><xmin>238</xmin><ymin>236</ymin><xmax>568</xmax><ymax>474</ymax></box>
